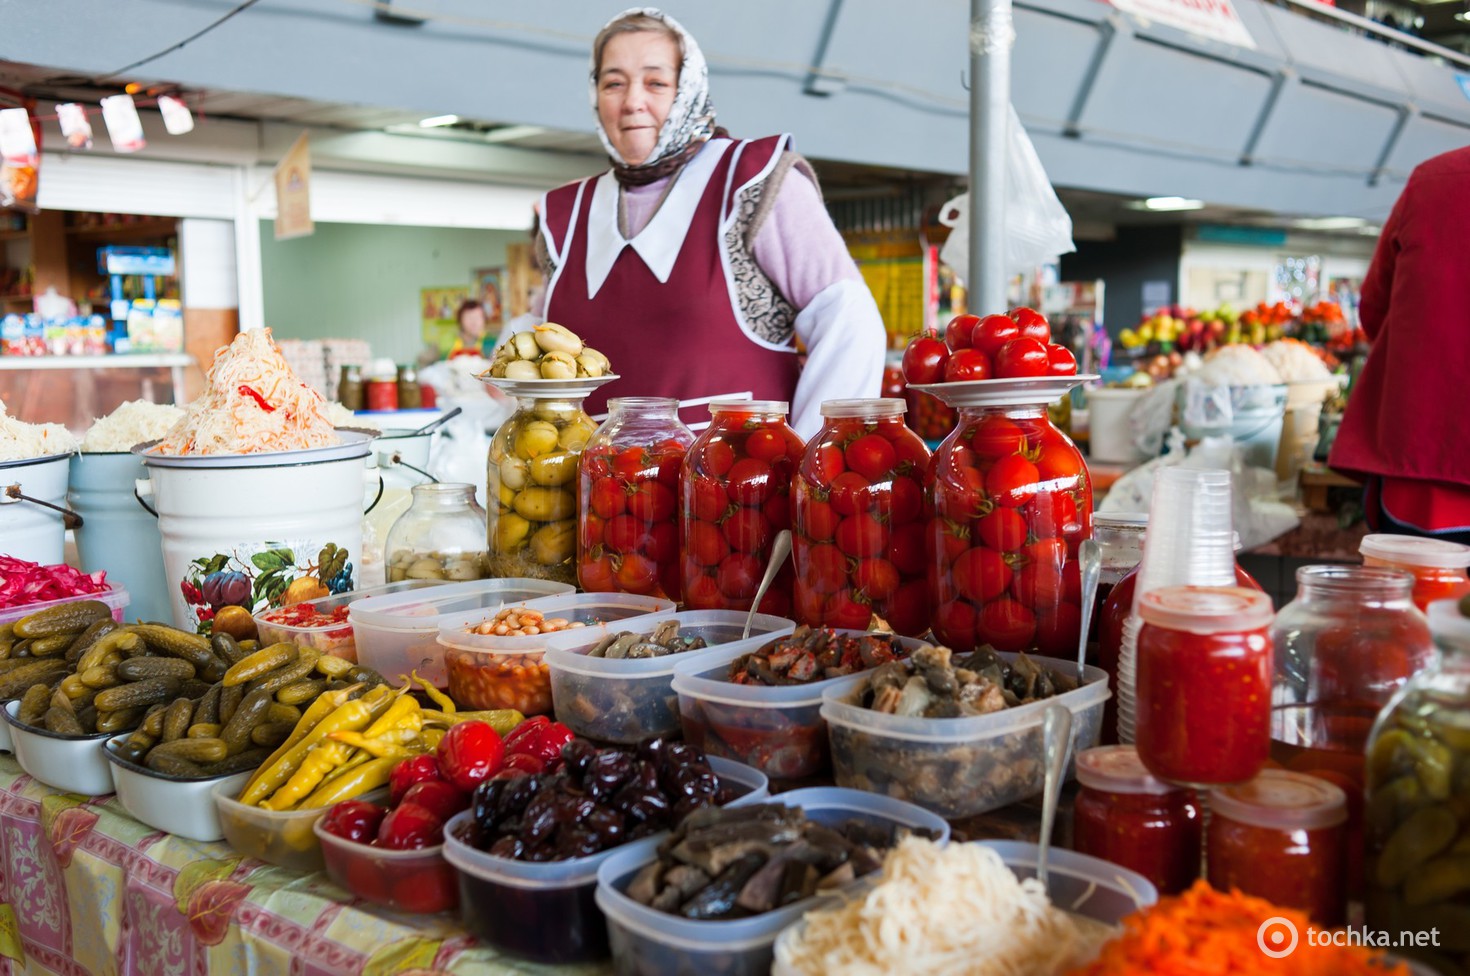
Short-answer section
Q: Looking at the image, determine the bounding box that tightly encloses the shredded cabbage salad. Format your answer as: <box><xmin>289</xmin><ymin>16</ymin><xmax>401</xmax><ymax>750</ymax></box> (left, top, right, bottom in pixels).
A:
<box><xmin>0</xmin><ymin>398</ymin><xmax>77</xmax><ymax>462</ymax></box>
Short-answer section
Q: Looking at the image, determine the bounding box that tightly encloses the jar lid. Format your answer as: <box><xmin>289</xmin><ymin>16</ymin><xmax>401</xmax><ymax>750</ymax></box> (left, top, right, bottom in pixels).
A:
<box><xmin>1361</xmin><ymin>533</ymin><xmax>1470</xmax><ymax>570</ymax></box>
<box><xmin>710</xmin><ymin>399</ymin><xmax>788</xmax><ymax>415</ymax></box>
<box><xmin>1210</xmin><ymin>770</ymin><xmax>1347</xmax><ymax>831</ymax></box>
<box><xmin>1137</xmin><ymin>585</ymin><xmax>1273</xmax><ymax>633</ymax></box>
<box><xmin>820</xmin><ymin>398</ymin><xmax>907</xmax><ymax>419</ymax></box>
<box><xmin>1093</xmin><ymin>513</ymin><xmax>1148</xmax><ymax>529</ymax></box>
<box><xmin>1076</xmin><ymin>745</ymin><xmax>1183</xmax><ymax>796</ymax></box>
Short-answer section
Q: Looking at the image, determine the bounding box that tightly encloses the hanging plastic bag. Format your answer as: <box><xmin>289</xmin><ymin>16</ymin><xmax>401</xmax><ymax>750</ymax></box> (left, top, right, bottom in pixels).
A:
<box><xmin>938</xmin><ymin>105</ymin><xmax>1075</xmax><ymax>282</ymax></box>
<box><xmin>0</xmin><ymin>108</ymin><xmax>40</xmax><ymax>213</ymax></box>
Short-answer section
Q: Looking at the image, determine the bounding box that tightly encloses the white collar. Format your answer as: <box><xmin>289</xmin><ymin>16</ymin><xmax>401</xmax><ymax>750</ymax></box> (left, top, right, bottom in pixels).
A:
<box><xmin>584</xmin><ymin>139</ymin><xmax>732</xmax><ymax>300</ymax></box>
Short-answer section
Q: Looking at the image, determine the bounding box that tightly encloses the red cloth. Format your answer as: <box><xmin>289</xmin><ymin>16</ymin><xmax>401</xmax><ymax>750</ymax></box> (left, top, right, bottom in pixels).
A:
<box><xmin>543</xmin><ymin>136</ymin><xmax>800</xmax><ymax>425</ymax></box>
<box><xmin>1330</xmin><ymin>146</ymin><xmax>1470</xmax><ymax>499</ymax></box>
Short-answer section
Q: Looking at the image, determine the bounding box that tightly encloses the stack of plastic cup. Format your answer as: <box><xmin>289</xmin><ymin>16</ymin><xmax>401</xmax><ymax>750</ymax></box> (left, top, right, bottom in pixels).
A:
<box><xmin>1117</xmin><ymin>467</ymin><xmax>1237</xmax><ymax>743</ymax></box>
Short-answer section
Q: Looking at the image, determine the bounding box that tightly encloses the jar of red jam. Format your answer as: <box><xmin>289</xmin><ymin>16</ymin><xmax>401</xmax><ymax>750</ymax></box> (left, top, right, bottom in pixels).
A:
<box><xmin>578</xmin><ymin>398</ymin><xmax>693</xmax><ymax>601</ymax></box>
<box><xmin>1135</xmin><ymin>585</ymin><xmax>1273</xmax><ymax>786</ymax></box>
<box><xmin>926</xmin><ymin>401</ymin><xmax>1092</xmax><ymax>655</ymax></box>
<box><xmin>1360</xmin><ymin>533</ymin><xmax>1470</xmax><ymax>613</ymax></box>
<box><xmin>1208</xmin><ymin>769</ymin><xmax>1348</xmax><ymax>926</ymax></box>
<box><xmin>792</xmin><ymin>399</ymin><xmax>930</xmax><ymax>635</ymax></box>
<box><xmin>680</xmin><ymin>400</ymin><xmax>804</xmax><ymax>615</ymax></box>
<box><xmin>1074</xmin><ymin>745</ymin><xmax>1201</xmax><ymax>895</ymax></box>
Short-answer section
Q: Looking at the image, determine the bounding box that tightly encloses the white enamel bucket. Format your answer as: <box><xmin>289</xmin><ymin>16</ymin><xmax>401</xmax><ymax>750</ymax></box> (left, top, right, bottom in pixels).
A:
<box><xmin>0</xmin><ymin>454</ymin><xmax>74</xmax><ymax>564</ymax></box>
<box><xmin>69</xmin><ymin>452</ymin><xmax>172</xmax><ymax>622</ymax></box>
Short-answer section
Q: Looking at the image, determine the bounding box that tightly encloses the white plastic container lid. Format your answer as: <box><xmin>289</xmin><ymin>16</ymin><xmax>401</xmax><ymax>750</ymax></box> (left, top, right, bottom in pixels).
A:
<box><xmin>709</xmin><ymin>400</ymin><xmax>788</xmax><ymax>415</ymax></box>
<box><xmin>1136</xmin><ymin>585</ymin><xmax>1273</xmax><ymax>634</ymax></box>
<box><xmin>347</xmin><ymin>578</ymin><xmax>575</xmax><ymax>633</ymax></box>
<box><xmin>1076</xmin><ymin>745</ymin><xmax>1186</xmax><ymax>796</ymax></box>
<box><xmin>543</xmin><ymin>610</ymin><xmax>795</xmax><ymax>680</ymax></box>
<box><xmin>1209</xmin><ymin>769</ymin><xmax>1347</xmax><ymax>831</ymax></box>
<box><xmin>1361</xmin><ymin>533</ymin><xmax>1470</xmax><ymax>570</ymax></box>
<box><xmin>819</xmin><ymin>398</ymin><xmax>906</xmax><ymax>419</ymax></box>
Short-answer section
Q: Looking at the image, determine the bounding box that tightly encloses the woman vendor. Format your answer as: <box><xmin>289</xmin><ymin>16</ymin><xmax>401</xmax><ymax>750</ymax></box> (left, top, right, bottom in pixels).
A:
<box><xmin>521</xmin><ymin>7</ymin><xmax>887</xmax><ymax>437</ymax></box>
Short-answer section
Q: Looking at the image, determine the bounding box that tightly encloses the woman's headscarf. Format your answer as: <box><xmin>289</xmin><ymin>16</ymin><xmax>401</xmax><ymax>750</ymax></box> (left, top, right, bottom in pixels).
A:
<box><xmin>590</xmin><ymin>7</ymin><xmax>724</xmax><ymax>186</ymax></box>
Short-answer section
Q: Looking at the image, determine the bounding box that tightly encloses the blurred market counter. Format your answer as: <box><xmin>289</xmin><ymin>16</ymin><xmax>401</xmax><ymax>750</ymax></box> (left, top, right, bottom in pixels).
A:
<box><xmin>0</xmin><ymin>757</ymin><xmax>609</xmax><ymax>976</ymax></box>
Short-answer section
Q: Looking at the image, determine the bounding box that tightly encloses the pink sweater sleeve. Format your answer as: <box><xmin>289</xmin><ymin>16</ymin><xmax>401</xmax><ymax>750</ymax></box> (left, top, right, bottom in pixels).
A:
<box><xmin>750</xmin><ymin>164</ymin><xmax>863</xmax><ymax>309</ymax></box>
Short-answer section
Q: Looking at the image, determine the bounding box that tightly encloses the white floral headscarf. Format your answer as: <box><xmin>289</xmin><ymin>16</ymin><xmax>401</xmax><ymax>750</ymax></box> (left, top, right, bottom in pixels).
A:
<box><xmin>590</xmin><ymin>7</ymin><xmax>718</xmax><ymax>169</ymax></box>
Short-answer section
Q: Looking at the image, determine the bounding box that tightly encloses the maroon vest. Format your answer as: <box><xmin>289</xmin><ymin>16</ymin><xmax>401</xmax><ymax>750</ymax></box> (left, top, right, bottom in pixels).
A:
<box><xmin>542</xmin><ymin>136</ymin><xmax>801</xmax><ymax>425</ymax></box>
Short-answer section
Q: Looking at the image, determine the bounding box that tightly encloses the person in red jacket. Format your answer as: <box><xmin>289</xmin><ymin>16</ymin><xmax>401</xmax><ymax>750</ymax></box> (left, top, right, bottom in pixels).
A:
<box><xmin>1329</xmin><ymin>146</ymin><xmax>1470</xmax><ymax>542</ymax></box>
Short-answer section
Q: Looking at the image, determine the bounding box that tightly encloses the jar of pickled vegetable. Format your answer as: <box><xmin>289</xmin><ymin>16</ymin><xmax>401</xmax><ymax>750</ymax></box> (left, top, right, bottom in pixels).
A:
<box><xmin>1360</xmin><ymin>533</ymin><xmax>1470</xmax><ymax>613</ymax></box>
<box><xmin>1135</xmin><ymin>585</ymin><xmax>1274</xmax><ymax>786</ymax></box>
<box><xmin>1074</xmin><ymin>744</ymin><xmax>1202</xmax><ymax>895</ymax></box>
<box><xmin>680</xmin><ymin>400</ymin><xmax>804</xmax><ymax>615</ymax></box>
<box><xmin>1209</xmin><ymin>769</ymin><xmax>1348</xmax><ymax>926</ymax></box>
<box><xmin>385</xmin><ymin>483</ymin><xmax>489</xmax><ymax>583</ymax></box>
<box><xmin>792</xmin><ymin>399</ymin><xmax>931</xmax><ymax>635</ymax></box>
<box><xmin>926</xmin><ymin>399</ymin><xmax>1092</xmax><ymax>654</ymax></box>
<box><xmin>1365</xmin><ymin>599</ymin><xmax>1470</xmax><ymax>950</ymax></box>
<box><xmin>578</xmin><ymin>398</ymin><xmax>693</xmax><ymax>600</ymax></box>
<box><xmin>487</xmin><ymin>391</ymin><xmax>600</xmax><ymax>585</ymax></box>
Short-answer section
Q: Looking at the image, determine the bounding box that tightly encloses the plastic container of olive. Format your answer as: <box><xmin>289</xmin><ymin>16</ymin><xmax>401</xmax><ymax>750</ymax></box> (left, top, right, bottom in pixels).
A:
<box><xmin>544</xmin><ymin>610</ymin><xmax>796</xmax><ymax>745</ymax></box>
<box><xmin>435</xmin><ymin>593</ymin><xmax>676</xmax><ymax>714</ymax></box>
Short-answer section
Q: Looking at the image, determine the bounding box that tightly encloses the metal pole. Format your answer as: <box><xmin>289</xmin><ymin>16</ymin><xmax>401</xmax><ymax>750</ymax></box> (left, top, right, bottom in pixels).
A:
<box><xmin>969</xmin><ymin>0</ymin><xmax>1014</xmax><ymax>314</ymax></box>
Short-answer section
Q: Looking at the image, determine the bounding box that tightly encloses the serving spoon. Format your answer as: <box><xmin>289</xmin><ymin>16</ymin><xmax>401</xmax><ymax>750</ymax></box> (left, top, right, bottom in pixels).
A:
<box><xmin>742</xmin><ymin>530</ymin><xmax>793</xmax><ymax>639</ymax></box>
<box><xmin>1037</xmin><ymin>701</ymin><xmax>1074</xmax><ymax>889</ymax></box>
<box><xmin>1075</xmin><ymin>539</ymin><xmax>1102</xmax><ymax>681</ymax></box>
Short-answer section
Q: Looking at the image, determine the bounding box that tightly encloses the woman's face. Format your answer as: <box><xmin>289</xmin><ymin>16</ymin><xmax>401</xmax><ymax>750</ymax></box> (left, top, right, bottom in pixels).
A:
<box><xmin>459</xmin><ymin>305</ymin><xmax>486</xmax><ymax>340</ymax></box>
<box><xmin>597</xmin><ymin>31</ymin><xmax>680</xmax><ymax>166</ymax></box>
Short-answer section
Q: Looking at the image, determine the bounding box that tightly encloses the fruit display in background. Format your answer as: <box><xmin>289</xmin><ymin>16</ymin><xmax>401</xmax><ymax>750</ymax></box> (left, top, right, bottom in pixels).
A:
<box><xmin>901</xmin><ymin>308</ymin><xmax>1076</xmax><ymax>385</ymax></box>
<box><xmin>792</xmin><ymin>400</ymin><xmax>931</xmax><ymax>636</ymax></box>
<box><xmin>679</xmin><ymin>401</ymin><xmax>805</xmax><ymax>616</ymax></box>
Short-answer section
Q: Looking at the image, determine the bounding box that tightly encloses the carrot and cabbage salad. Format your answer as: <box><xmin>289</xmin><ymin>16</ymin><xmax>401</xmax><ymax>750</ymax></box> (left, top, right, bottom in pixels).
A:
<box><xmin>1070</xmin><ymin>881</ymin><xmax>1410</xmax><ymax>975</ymax></box>
<box><xmin>154</xmin><ymin>328</ymin><xmax>340</xmax><ymax>455</ymax></box>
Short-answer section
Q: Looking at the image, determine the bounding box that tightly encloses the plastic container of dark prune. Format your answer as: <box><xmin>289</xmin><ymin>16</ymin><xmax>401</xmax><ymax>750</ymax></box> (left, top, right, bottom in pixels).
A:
<box><xmin>441</xmin><ymin>756</ymin><xmax>767</xmax><ymax>964</ymax></box>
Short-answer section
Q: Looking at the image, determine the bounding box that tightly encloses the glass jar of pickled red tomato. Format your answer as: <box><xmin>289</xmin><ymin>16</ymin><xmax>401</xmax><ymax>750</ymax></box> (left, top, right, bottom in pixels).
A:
<box><xmin>680</xmin><ymin>400</ymin><xmax>804</xmax><ymax>615</ymax></box>
<box><xmin>927</xmin><ymin>403</ymin><xmax>1092</xmax><ymax>655</ymax></box>
<box><xmin>1135</xmin><ymin>585</ymin><xmax>1274</xmax><ymax>786</ymax></box>
<box><xmin>1208</xmin><ymin>770</ymin><xmax>1348</xmax><ymax>926</ymax></box>
<box><xmin>1074</xmin><ymin>745</ymin><xmax>1202</xmax><ymax>895</ymax></box>
<box><xmin>486</xmin><ymin>394</ymin><xmax>598</xmax><ymax>585</ymax></box>
<box><xmin>1360</xmin><ymin>533</ymin><xmax>1470</xmax><ymax>613</ymax></box>
<box><xmin>578</xmin><ymin>398</ymin><xmax>693</xmax><ymax>600</ymax></box>
<box><xmin>792</xmin><ymin>399</ymin><xmax>931</xmax><ymax>636</ymax></box>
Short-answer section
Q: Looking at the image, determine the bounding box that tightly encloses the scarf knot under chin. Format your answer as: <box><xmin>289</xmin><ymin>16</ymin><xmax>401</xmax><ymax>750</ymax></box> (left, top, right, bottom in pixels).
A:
<box><xmin>611</xmin><ymin>126</ymin><xmax>731</xmax><ymax>187</ymax></box>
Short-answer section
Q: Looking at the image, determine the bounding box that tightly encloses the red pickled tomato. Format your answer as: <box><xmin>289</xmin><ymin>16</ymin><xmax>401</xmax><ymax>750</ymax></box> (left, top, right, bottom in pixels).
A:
<box><xmin>745</xmin><ymin>428</ymin><xmax>787</xmax><ymax>462</ymax></box>
<box><xmin>1046</xmin><ymin>344</ymin><xmax>1078</xmax><ymax>376</ymax></box>
<box><xmin>1035</xmin><ymin>603</ymin><xmax>1082</xmax><ymax>657</ymax></box>
<box><xmin>827</xmin><ymin>590</ymin><xmax>873</xmax><ymax>629</ymax></box>
<box><xmin>1009</xmin><ymin>306</ymin><xmax>1051</xmax><ymax>344</ymax></box>
<box><xmin>804</xmin><ymin>543</ymin><xmax>848</xmax><ymax>595</ymax></box>
<box><xmin>581</xmin><ymin>446</ymin><xmax>613</xmax><ymax>481</ymax></box>
<box><xmin>723</xmin><ymin>507</ymin><xmax>773</xmax><ymax>553</ymax></box>
<box><xmin>854</xmin><ymin>558</ymin><xmax>900</xmax><ymax>601</ymax></box>
<box><xmin>691</xmin><ymin>479</ymin><xmax>730</xmax><ymax>522</ymax></box>
<box><xmin>802</xmin><ymin>498</ymin><xmax>841</xmax><ymax>542</ymax></box>
<box><xmin>763</xmin><ymin>493</ymin><xmax>791</xmax><ymax>531</ymax></box>
<box><xmin>616</xmin><ymin>553</ymin><xmax>660</xmax><ymax>594</ymax></box>
<box><xmin>937</xmin><ymin>466</ymin><xmax>984</xmax><ymax>521</ymax></box>
<box><xmin>810</xmin><ymin>444</ymin><xmax>845</xmax><ymax>482</ymax></box>
<box><xmin>902</xmin><ymin>332</ymin><xmax>950</xmax><ymax>385</ymax></box>
<box><xmin>969</xmin><ymin>416</ymin><xmax>1027</xmax><ymax>459</ymax></box>
<box><xmin>687</xmin><ymin>520</ymin><xmax>730</xmax><ymax>566</ymax></box>
<box><xmin>628</xmin><ymin>481</ymin><xmax>675</xmax><ymax>522</ymax></box>
<box><xmin>888</xmin><ymin>477</ymin><xmax>922</xmax><ymax>525</ymax></box>
<box><xmin>1036</xmin><ymin>439</ymin><xmax>1085</xmax><ymax>483</ymax></box>
<box><xmin>758</xmin><ymin>587</ymin><xmax>792</xmax><ymax>618</ymax></box>
<box><xmin>888</xmin><ymin>523</ymin><xmax>926</xmax><ymax>576</ymax></box>
<box><xmin>986</xmin><ymin>454</ymin><xmax>1040</xmax><ymax>508</ymax></box>
<box><xmin>934</xmin><ymin>599</ymin><xmax>978</xmax><ymax>647</ymax></box>
<box><xmin>580</xmin><ymin>553</ymin><xmax>616</xmax><ymax>591</ymax></box>
<box><xmin>937</xmin><ymin>520</ymin><xmax>972</xmax><ymax>562</ymax></box>
<box><xmin>727</xmin><ymin>457</ymin><xmax>774</xmax><ymax>506</ymax></box>
<box><xmin>400</xmin><ymin>780</ymin><xmax>470</xmax><ymax>823</ymax></box>
<box><xmin>657</xmin><ymin>452</ymin><xmax>683</xmax><ymax>488</ymax></box>
<box><xmin>829</xmin><ymin>471</ymin><xmax>873</xmax><ymax>517</ymax></box>
<box><xmin>612</xmin><ymin>446</ymin><xmax>650</xmax><ymax>481</ymax></box>
<box><xmin>644</xmin><ymin>521</ymin><xmax>677</xmax><ymax>562</ymax></box>
<box><xmin>1011</xmin><ymin>559</ymin><xmax>1065</xmax><ymax>609</ymax></box>
<box><xmin>892</xmin><ymin>434</ymin><xmax>930</xmax><ymax>478</ymax></box>
<box><xmin>684</xmin><ymin>573</ymin><xmax>722</xmax><ymax>609</ymax></box>
<box><xmin>717</xmin><ymin>552</ymin><xmax>762</xmax><ymax>599</ymax></box>
<box><xmin>994</xmin><ymin>338</ymin><xmax>1050</xmax><ymax>379</ymax></box>
<box><xmin>954</xmin><ymin>547</ymin><xmax>1012</xmax><ymax>603</ymax></box>
<box><xmin>1028</xmin><ymin>492</ymin><xmax>1081</xmax><ymax>540</ymax></box>
<box><xmin>836</xmin><ymin>514</ymin><xmax>887</xmax><ymax>558</ymax></box>
<box><xmin>589</xmin><ymin>478</ymin><xmax>627</xmax><ymax>519</ymax></box>
<box><xmin>977</xmin><ymin>597</ymin><xmax>1037</xmax><ymax>652</ymax></box>
<box><xmin>944</xmin><ymin>348</ymin><xmax>992</xmax><ymax>383</ymax></box>
<box><xmin>945</xmin><ymin>313</ymin><xmax>982</xmax><ymax>350</ymax></box>
<box><xmin>845</xmin><ymin>435</ymin><xmax>896</xmax><ymax>482</ymax></box>
<box><xmin>781</xmin><ymin>429</ymin><xmax>806</xmax><ymax>461</ymax></box>
<box><xmin>794</xmin><ymin>584</ymin><xmax>827</xmax><ymax>625</ymax></box>
<box><xmin>884</xmin><ymin>580</ymin><xmax>930</xmax><ymax>636</ymax></box>
<box><xmin>604</xmin><ymin>514</ymin><xmax>647</xmax><ymax>554</ymax></box>
<box><xmin>700</xmin><ymin>439</ymin><xmax>736</xmax><ymax>477</ymax></box>
<box><xmin>976</xmin><ymin>508</ymin><xmax>1028</xmax><ymax>552</ymax></box>
<box><xmin>581</xmin><ymin>512</ymin><xmax>605</xmax><ymax>550</ymax></box>
<box><xmin>972</xmin><ymin>314</ymin><xmax>1021</xmax><ymax>359</ymax></box>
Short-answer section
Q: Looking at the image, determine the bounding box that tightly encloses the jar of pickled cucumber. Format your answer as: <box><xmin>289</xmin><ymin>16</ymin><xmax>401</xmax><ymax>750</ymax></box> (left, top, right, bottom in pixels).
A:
<box><xmin>486</xmin><ymin>384</ymin><xmax>605</xmax><ymax>584</ymax></box>
<box><xmin>1365</xmin><ymin>598</ymin><xmax>1470</xmax><ymax>968</ymax></box>
<box><xmin>385</xmin><ymin>483</ymin><xmax>489</xmax><ymax>582</ymax></box>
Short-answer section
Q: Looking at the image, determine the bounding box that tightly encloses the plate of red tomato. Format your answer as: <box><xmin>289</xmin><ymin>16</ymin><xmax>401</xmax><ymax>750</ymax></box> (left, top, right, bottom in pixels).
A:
<box><xmin>902</xmin><ymin>307</ymin><xmax>1094</xmax><ymax>407</ymax></box>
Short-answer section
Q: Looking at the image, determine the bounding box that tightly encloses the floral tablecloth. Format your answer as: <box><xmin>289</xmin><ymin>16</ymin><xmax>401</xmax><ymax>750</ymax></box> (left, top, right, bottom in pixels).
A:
<box><xmin>0</xmin><ymin>758</ymin><xmax>607</xmax><ymax>976</ymax></box>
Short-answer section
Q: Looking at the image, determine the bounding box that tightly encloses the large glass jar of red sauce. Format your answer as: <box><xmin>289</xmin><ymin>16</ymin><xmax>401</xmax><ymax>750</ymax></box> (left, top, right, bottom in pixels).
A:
<box><xmin>1074</xmin><ymin>744</ymin><xmax>1201</xmax><ymax>895</ymax></box>
<box><xmin>1360</xmin><ymin>533</ymin><xmax>1470</xmax><ymax>613</ymax></box>
<box><xmin>680</xmin><ymin>401</ymin><xmax>804</xmax><ymax>615</ymax></box>
<box><xmin>1208</xmin><ymin>770</ymin><xmax>1348</xmax><ymax>927</ymax></box>
<box><xmin>926</xmin><ymin>401</ymin><xmax>1092</xmax><ymax>655</ymax></box>
<box><xmin>792</xmin><ymin>399</ymin><xmax>930</xmax><ymax>636</ymax></box>
<box><xmin>577</xmin><ymin>398</ymin><xmax>693</xmax><ymax>601</ymax></box>
<box><xmin>1135</xmin><ymin>585</ymin><xmax>1273</xmax><ymax>786</ymax></box>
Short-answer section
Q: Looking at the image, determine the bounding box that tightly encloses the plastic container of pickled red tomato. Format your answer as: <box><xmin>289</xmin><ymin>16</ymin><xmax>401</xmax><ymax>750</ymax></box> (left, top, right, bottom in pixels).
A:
<box><xmin>927</xmin><ymin>400</ymin><xmax>1092</xmax><ymax>656</ymax></box>
<box><xmin>792</xmin><ymin>399</ymin><xmax>931</xmax><ymax>636</ymax></box>
<box><xmin>1073</xmin><ymin>745</ymin><xmax>1201</xmax><ymax>895</ymax></box>
<box><xmin>579</xmin><ymin>398</ymin><xmax>694</xmax><ymax>602</ymax></box>
<box><xmin>1208</xmin><ymin>769</ymin><xmax>1348</xmax><ymax>926</ymax></box>
<box><xmin>1135</xmin><ymin>585</ymin><xmax>1274</xmax><ymax>787</ymax></box>
<box><xmin>679</xmin><ymin>401</ymin><xmax>804</xmax><ymax>617</ymax></box>
<box><xmin>1360</xmin><ymin>533</ymin><xmax>1470</xmax><ymax>612</ymax></box>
